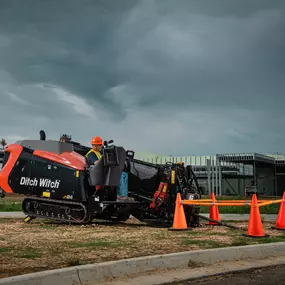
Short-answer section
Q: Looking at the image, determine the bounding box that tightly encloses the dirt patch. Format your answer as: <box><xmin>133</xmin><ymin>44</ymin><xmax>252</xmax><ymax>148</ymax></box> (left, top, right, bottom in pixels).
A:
<box><xmin>1</xmin><ymin>218</ymin><xmax>285</xmax><ymax>278</ymax></box>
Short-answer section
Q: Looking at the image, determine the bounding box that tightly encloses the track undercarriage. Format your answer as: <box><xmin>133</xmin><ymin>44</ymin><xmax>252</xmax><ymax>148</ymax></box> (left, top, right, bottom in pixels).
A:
<box><xmin>22</xmin><ymin>194</ymin><xmax>200</xmax><ymax>228</ymax></box>
<box><xmin>22</xmin><ymin>195</ymin><xmax>144</xmax><ymax>224</ymax></box>
<box><xmin>22</xmin><ymin>197</ymin><xmax>90</xmax><ymax>223</ymax></box>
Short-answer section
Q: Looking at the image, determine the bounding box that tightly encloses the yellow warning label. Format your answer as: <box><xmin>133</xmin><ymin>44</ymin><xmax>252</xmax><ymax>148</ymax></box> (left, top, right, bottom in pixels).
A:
<box><xmin>162</xmin><ymin>184</ymin><xmax>167</xmax><ymax>192</ymax></box>
<box><xmin>76</xmin><ymin>171</ymin><xmax>79</xmax><ymax>177</ymax></box>
<box><xmin>171</xmin><ymin>170</ymin><xmax>175</xmax><ymax>184</ymax></box>
<box><xmin>42</xmin><ymin>191</ymin><xmax>50</xmax><ymax>198</ymax></box>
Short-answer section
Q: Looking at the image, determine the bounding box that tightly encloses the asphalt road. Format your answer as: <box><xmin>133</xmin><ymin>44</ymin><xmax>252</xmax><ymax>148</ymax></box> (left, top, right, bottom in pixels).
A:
<box><xmin>177</xmin><ymin>265</ymin><xmax>285</xmax><ymax>285</ymax></box>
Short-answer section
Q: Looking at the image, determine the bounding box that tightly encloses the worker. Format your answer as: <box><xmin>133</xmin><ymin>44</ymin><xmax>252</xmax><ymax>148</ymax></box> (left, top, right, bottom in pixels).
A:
<box><xmin>86</xmin><ymin>135</ymin><xmax>133</xmax><ymax>201</ymax></box>
<box><xmin>116</xmin><ymin>171</ymin><xmax>131</xmax><ymax>200</ymax></box>
<box><xmin>85</xmin><ymin>136</ymin><xmax>103</xmax><ymax>166</ymax></box>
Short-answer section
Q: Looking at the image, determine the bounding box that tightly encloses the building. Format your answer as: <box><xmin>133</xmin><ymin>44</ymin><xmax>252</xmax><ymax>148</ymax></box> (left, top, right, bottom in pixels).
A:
<box><xmin>134</xmin><ymin>151</ymin><xmax>285</xmax><ymax>197</ymax></box>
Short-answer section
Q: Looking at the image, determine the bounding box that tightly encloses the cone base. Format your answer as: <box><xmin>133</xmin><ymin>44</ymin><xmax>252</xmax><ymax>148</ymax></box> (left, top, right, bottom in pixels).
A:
<box><xmin>242</xmin><ymin>233</ymin><xmax>270</xmax><ymax>238</ymax></box>
<box><xmin>168</xmin><ymin>227</ymin><xmax>192</xmax><ymax>231</ymax></box>
<box><xmin>271</xmin><ymin>226</ymin><xmax>285</xmax><ymax>231</ymax></box>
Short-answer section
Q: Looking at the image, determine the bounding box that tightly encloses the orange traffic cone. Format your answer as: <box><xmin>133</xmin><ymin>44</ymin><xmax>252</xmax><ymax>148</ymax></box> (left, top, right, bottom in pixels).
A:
<box><xmin>243</xmin><ymin>194</ymin><xmax>269</xmax><ymax>238</ymax></box>
<box><xmin>169</xmin><ymin>193</ymin><xmax>191</xmax><ymax>231</ymax></box>
<box><xmin>209</xmin><ymin>192</ymin><xmax>221</xmax><ymax>225</ymax></box>
<box><xmin>272</xmin><ymin>192</ymin><xmax>285</xmax><ymax>231</ymax></box>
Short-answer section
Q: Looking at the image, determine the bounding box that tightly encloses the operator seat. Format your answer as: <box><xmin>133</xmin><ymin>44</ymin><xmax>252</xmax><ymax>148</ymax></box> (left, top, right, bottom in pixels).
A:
<box><xmin>88</xmin><ymin>146</ymin><xmax>126</xmax><ymax>187</ymax></box>
<box><xmin>89</xmin><ymin>157</ymin><xmax>105</xmax><ymax>186</ymax></box>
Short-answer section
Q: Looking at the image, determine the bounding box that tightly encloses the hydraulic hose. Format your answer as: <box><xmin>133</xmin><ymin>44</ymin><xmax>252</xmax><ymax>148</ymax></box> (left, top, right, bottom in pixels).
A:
<box><xmin>193</xmin><ymin>213</ymin><xmax>240</xmax><ymax>230</ymax></box>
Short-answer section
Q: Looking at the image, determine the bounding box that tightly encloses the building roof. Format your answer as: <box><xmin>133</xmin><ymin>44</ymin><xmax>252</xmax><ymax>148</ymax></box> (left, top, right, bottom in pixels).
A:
<box><xmin>135</xmin><ymin>151</ymin><xmax>285</xmax><ymax>166</ymax></box>
<box><xmin>216</xmin><ymin>152</ymin><xmax>276</xmax><ymax>164</ymax></box>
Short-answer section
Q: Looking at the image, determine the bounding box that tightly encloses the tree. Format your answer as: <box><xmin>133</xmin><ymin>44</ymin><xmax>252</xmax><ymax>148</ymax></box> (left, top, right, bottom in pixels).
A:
<box><xmin>0</xmin><ymin>138</ymin><xmax>7</xmax><ymax>149</ymax></box>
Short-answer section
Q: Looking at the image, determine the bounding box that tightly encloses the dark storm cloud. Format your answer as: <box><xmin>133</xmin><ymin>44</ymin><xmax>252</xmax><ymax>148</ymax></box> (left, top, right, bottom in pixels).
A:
<box><xmin>0</xmin><ymin>0</ymin><xmax>285</xmax><ymax>154</ymax></box>
<box><xmin>0</xmin><ymin>0</ymin><xmax>140</xmax><ymax>120</ymax></box>
<box><xmin>114</xmin><ymin>3</ymin><xmax>285</xmax><ymax>112</ymax></box>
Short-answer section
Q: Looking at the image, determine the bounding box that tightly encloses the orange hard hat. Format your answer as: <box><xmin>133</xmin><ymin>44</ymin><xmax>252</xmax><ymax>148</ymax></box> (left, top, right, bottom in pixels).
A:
<box><xmin>90</xmin><ymin>136</ymin><xmax>103</xmax><ymax>145</ymax></box>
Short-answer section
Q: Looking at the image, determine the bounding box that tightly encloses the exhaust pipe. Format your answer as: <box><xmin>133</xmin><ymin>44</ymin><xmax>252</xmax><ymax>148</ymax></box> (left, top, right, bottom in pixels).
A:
<box><xmin>39</xmin><ymin>130</ymin><xmax>46</xmax><ymax>141</ymax></box>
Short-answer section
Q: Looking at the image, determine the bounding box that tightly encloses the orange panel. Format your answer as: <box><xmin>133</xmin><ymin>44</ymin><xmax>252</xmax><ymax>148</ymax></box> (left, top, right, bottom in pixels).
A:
<box><xmin>33</xmin><ymin>150</ymin><xmax>86</xmax><ymax>170</ymax></box>
<box><xmin>0</xmin><ymin>144</ymin><xmax>23</xmax><ymax>193</ymax></box>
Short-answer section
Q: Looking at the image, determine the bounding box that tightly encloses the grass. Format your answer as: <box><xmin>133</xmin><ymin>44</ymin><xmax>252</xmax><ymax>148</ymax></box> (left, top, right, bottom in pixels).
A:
<box><xmin>1</xmin><ymin>217</ymin><xmax>285</xmax><ymax>279</ymax></box>
<box><xmin>198</xmin><ymin>195</ymin><xmax>281</xmax><ymax>214</ymax></box>
<box><xmin>182</xmin><ymin>238</ymin><xmax>228</xmax><ymax>248</ymax></box>
<box><xmin>0</xmin><ymin>194</ymin><xmax>23</xmax><ymax>212</ymax></box>
<box><xmin>37</xmin><ymin>224</ymin><xmax>61</xmax><ymax>230</ymax></box>
<box><xmin>69</xmin><ymin>240</ymin><xmax>122</xmax><ymax>248</ymax></box>
<box><xmin>16</xmin><ymin>248</ymin><xmax>42</xmax><ymax>259</ymax></box>
<box><xmin>0</xmin><ymin>203</ymin><xmax>22</xmax><ymax>212</ymax></box>
<box><xmin>199</xmin><ymin>204</ymin><xmax>279</xmax><ymax>214</ymax></box>
<box><xmin>0</xmin><ymin>247</ymin><xmax>10</xmax><ymax>253</ymax></box>
<box><xmin>231</xmin><ymin>235</ymin><xmax>285</xmax><ymax>246</ymax></box>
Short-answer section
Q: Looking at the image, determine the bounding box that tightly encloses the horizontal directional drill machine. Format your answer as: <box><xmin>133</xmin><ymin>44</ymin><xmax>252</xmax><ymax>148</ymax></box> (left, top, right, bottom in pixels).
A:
<box><xmin>0</xmin><ymin>131</ymin><xmax>201</xmax><ymax>227</ymax></box>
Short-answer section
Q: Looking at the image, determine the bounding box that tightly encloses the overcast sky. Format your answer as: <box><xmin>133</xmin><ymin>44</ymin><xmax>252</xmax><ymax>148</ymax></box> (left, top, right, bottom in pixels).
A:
<box><xmin>0</xmin><ymin>0</ymin><xmax>284</xmax><ymax>156</ymax></box>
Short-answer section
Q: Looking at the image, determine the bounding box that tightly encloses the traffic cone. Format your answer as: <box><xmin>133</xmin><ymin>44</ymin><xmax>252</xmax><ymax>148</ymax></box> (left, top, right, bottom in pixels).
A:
<box><xmin>209</xmin><ymin>192</ymin><xmax>221</xmax><ymax>225</ymax></box>
<box><xmin>272</xmin><ymin>192</ymin><xmax>285</xmax><ymax>231</ymax></box>
<box><xmin>169</xmin><ymin>193</ymin><xmax>191</xmax><ymax>231</ymax></box>
<box><xmin>243</xmin><ymin>194</ymin><xmax>269</xmax><ymax>238</ymax></box>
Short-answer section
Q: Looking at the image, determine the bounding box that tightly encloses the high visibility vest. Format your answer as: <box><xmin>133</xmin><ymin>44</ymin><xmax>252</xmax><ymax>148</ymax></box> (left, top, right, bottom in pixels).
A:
<box><xmin>85</xmin><ymin>149</ymin><xmax>102</xmax><ymax>160</ymax></box>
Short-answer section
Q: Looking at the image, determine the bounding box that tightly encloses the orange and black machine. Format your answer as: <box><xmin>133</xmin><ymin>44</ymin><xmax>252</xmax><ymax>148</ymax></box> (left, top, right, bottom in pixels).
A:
<box><xmin>0</xmin><ymin>131</ymin><xmax>201</xmax><ymax>227</ymax></box>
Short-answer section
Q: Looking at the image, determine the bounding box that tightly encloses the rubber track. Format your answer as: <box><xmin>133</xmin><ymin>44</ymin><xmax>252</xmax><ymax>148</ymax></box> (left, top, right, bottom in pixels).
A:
<box><xmin>22</xmin><ymin>197</ymin><xmax>88</xmax><ymax>223</ymax></box>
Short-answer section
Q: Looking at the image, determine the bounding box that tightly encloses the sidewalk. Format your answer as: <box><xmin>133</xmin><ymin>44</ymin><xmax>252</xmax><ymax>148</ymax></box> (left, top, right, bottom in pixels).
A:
<box><xmin>0</xmin><ymin>212</ymin><xmax>278</xmax><ymax>221</ymax></box>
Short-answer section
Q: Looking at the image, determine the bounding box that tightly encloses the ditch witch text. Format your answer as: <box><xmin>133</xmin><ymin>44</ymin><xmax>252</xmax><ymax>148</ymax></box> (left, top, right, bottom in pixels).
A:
<box><xmin>20</xmin><ymin>177</ymin><xmax>61</xmax><ymax>189</ymax></box>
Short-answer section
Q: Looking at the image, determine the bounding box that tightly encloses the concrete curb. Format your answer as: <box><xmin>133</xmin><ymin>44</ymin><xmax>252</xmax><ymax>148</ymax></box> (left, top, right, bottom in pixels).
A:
<box><xmin>100</xmin><ymin>256</ymin><xmax>285</xmax><ymax>285</ymax></box>
<box><xmin>1</xmin><ymin>242</ymin><xmax>285</xmax><ymax>285</ymax></box>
